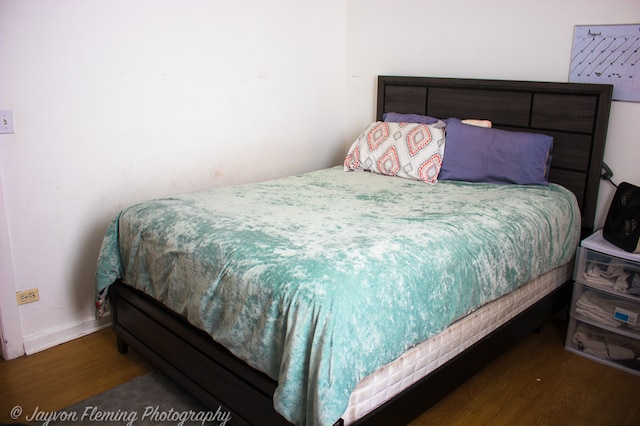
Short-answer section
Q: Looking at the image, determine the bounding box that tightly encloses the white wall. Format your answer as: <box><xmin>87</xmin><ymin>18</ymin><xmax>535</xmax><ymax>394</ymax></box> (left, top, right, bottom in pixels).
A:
<box><xmin>0</xmin><ymin>169</ymin><xmax>22</xmax><ymax>359</ymax></box>
<box><xmin>0</xmin><ymin>0</ymin><xmax>347</xmax><ymax>357</ymax></box>
<box><xmin>346</xmin><ymin>0</ymin><xmax>640</xmax><ymax>228</ymax></box>
<box><xmin>2</xmin><ymin>0</ymin><xmax>639</xmax><ymax>359</ymax></box>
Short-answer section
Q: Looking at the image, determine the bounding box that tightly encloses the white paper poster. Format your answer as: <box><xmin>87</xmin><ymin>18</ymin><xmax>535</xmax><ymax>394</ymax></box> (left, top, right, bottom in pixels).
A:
<box><xmin>570</xmin><ymin>24</ymin><xmax>640</xmax><ymax>102</ymax></box>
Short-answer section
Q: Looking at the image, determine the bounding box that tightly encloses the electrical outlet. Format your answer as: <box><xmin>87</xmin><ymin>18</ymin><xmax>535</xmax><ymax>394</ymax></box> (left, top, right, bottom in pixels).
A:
<box><xmin>16</xmin><ymin>288</ymin><xmax>39</xmax><ymax>305</ymax></box>
<box><xmin>0</xmin><ymin>110</ymin><xmax>15</xmax><ymax>134</ymax></box>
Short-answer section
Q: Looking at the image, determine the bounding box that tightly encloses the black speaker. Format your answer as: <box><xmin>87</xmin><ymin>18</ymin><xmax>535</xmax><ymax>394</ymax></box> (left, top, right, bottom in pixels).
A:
<box><xmin>603</xmin><ymin>182</ymin><xmax>640</xmax><ymax>253</ymax></box>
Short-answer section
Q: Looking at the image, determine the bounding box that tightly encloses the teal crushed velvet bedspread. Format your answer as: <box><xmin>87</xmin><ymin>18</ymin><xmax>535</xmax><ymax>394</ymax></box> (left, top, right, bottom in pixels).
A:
<box><xmin>95</xmin><ymin>167</ymin><xmax>579</xmax><ymax>425</ymax></box>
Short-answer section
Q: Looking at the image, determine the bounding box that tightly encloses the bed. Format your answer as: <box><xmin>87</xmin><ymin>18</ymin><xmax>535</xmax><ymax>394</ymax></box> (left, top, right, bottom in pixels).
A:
<box><xmin>95</xmin><ymin>76</ymin><xmax>613</xmax><ymax>426</ymax></box>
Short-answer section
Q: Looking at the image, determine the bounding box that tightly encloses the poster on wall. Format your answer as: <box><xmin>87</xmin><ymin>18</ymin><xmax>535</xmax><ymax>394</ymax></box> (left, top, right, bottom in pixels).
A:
<box><xmin>570</xmin><ymin>24</ymin><xmax>640</xmax><ymax>102</ymax></box>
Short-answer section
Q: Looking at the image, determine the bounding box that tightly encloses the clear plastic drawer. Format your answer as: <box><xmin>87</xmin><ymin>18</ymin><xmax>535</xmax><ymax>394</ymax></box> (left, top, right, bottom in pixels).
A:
<box><xmin>570</xmin><ymin>282</ymin><xmax>640</xmax><ymax>339</ymax></box>
<box><xmin>574</xmin><ymin>246</ymin><xmax>640</xmax><ymax>297</ymax></box>
<box><xmin>566</xmin><ymin>318</ymin><xmax>640</xmax><ymax>376</ymax></box>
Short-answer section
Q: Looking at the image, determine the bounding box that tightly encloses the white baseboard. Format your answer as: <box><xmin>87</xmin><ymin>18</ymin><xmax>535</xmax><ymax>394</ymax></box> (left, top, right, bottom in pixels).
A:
<box><xmin>22</xmin><ymin>313</ymin><xmax>112</xmax><ymax>355</ymax></box>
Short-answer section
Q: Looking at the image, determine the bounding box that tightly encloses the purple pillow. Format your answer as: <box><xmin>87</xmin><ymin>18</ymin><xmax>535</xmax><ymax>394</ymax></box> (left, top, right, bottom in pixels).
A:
<box><xmin>382</xmin><ymin>112</ymin><xmax>442</xmax><ymax>125</ymax></box>
<box><xmin>440</xmin><ymin>118</ymin><xmax>553</xmax><ymax>186</ymax></box>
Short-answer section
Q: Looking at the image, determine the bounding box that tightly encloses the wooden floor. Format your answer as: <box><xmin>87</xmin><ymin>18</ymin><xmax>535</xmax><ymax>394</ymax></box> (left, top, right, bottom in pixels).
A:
<box><xmin>1</xmin><ymin>319</ymin><xmax>639</xmax><ymax>425</ymax></box>
<box><xmin>0</xmin><ymin>327</ymin><xmax>154</xmax><ymax>425</ymax></box>
<box><xmin>410</xmin><ymin>319</ymin><xmax>640</xmax><ymax>426</ymax></box>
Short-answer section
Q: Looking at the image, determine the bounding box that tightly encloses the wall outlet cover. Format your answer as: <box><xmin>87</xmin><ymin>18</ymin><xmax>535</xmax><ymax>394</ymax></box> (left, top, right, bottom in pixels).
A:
<box><xmin>16</xmin><ymin>288</ymin><xmax>39</xmax><ymax>305</ymax></box>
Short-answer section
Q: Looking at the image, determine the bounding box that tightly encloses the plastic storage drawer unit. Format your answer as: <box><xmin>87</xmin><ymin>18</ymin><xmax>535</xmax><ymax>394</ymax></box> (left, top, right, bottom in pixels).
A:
<box><xmin>565</xmin><ymin>230</ymin><xmax>640</xmax><ymax>375</ymax></box>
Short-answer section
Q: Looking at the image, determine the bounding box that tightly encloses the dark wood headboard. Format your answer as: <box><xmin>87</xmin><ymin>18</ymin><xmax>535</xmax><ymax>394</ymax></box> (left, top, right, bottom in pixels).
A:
<box><xmin>376</xmin><ymin>76</ymin><xmax>613</xmax><ymax>236</ymax></box>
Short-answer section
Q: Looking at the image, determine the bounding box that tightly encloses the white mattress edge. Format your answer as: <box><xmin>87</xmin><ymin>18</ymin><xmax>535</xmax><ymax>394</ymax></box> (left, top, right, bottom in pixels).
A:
<box><xmin>342</xmin><ymin>262</ymin><xmax>572</xmax><ymax>423</ymax></box>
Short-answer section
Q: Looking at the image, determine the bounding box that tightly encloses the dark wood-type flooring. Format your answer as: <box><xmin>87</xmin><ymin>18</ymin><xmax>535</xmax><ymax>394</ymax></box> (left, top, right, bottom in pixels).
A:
<box><xmin>1</xmin><ymin>319</ymin><xmax>638</xmax><ymax>425</ymax></box>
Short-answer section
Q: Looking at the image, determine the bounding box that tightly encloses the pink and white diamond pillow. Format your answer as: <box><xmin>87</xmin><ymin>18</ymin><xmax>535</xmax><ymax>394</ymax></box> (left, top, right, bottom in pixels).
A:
<box><xmin>344</xmin><ymin>121</ymin><xmax>446</xmax><ymax>184</ymax></box>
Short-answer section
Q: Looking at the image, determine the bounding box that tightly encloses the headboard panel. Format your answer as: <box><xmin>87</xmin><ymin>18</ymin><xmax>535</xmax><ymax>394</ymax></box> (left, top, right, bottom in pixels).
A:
<box><xmin>376</xmin><ymin>76</ymin><xmax>613</xmax><ymax>236</ymax></box>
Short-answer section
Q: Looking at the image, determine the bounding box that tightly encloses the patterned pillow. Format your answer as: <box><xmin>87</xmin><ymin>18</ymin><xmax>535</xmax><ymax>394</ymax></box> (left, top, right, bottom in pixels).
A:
<box><xmin>344</xmin><ymin>121</ymin><xmax>446</xmax><ymax>184</ymax></box>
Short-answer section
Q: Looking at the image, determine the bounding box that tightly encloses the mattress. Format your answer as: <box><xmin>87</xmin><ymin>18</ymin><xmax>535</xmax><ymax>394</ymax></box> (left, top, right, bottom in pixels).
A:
<box><xmin>342</xmin><ymin>262</ymin><xmax>571</xmax><ymax>423</ymax></box>
<box><xmin>96</xmin><ymin>166</ymin><xmax>580</xmax><ymax>425</ymax></box>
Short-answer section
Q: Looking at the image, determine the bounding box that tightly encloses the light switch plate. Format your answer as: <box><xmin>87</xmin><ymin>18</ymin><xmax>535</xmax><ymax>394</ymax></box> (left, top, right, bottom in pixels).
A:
<box><xmin>0</xmin><ymin>110</ymin><xmax>15</xmax><ymax>134</ymax></box>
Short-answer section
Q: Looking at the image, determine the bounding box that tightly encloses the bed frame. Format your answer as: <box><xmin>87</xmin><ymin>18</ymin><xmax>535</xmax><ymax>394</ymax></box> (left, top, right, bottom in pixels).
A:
<box><xmin>110</xmin><ymin>76</ymin><xmax>613</xmax><ymax>425</ymax></box>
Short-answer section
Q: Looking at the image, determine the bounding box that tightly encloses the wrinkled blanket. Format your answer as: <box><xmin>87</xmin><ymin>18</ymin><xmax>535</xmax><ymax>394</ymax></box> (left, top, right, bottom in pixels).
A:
<box><xmin>96</xmin><ymin>167</ymin><xmax>579</xmax><ymax>425</ymax></box>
